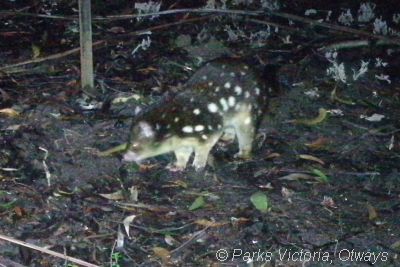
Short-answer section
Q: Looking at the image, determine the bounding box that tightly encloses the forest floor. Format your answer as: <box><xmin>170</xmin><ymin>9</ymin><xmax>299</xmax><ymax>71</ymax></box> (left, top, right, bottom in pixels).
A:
<box><xmin>0</xmin><ymin>1</ymin><xmax>399</xmax><ymax>266</ymax></box>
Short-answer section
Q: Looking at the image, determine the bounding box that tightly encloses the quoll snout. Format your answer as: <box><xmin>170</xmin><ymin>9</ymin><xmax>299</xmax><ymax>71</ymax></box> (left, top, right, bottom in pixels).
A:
<box><xmin>124</xmin><ymin>59</ymin><xmax>267</xmax><ymax>170</ymax></box>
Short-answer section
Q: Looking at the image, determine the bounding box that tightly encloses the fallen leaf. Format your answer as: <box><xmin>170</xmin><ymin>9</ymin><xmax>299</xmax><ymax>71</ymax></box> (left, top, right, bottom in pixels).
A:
<box><xmin>128</xmin><ymin>186</ymin><xmax>139</xmax><ymax>202</ymax></box>
<box><xmin>0</xmin><ymin>108</ymin><xmax>20</xmax><ymax>117</ymax></box>
<box><xmin>32</xmin><ymin>44</ymin><xmax>41</xmax><ymax>58</ymax></box>
<box><xmin>117</xmin><ymin>227</ymin><xmax>124</xmax><ymax>249</ymax></box>
<box><xmin>14</xmin><ymin>206</ymin><xmax>26</xmax><ymax>217</ymax></box>
<box><xmin>366</xmin><ymin>203</ymin><xmax>378</xmax><ymax>220</ymax></box>
<box><xmin>294</xmin><ymin>108</ymin><xmax>328</xmax><ymax>126</ymax></box>
<box><xmin>250</xmin><ymin>192</ymin><xmax>270</xmax><ymax>213</ymax></box>
<box><xmin>299</xmin><ymin>154</ymin><xmax>325</xmax><ymax>165</ymax></box>
<box><xmin>390</xmin><ymin>240</ymin><xmax>400</xmax><ymax>250</ymax></box>
<box><xmin>266</xmin><ymin>152</ymin><xmax>281</xmax><ymax>159</ymax></box>
<box><xmin>321</xmin><ymin>196</ymin><xmax>337</xmax><ymax>208</ymax></box>
<box><xmin>281</xmin><ymin>187</ymin><xmax>294</xmax><ymax>199</ymax></box>
<box><xmin>361</xmin><ymin>113</ymin><xmax>385</xmax><ymax>122</ymax></box>
<box><xmin>189</xmin><ymin>196</ymin><xmax>205</xmax><ymax>211</ymax></box>
<box><xmin>108</xmin><ymin>26</ymin><xmax>126</xmax><ymax>34</ymax></box>
<box><xmin>305</xmin><ymin>137</ymin><xmax>330</xmax><ymax>150</ymax></box>
<box><xmin>278</xmin><ymin>173</ymin><xmax>314</xmax><ymax>181</ymax></box>
<box><xmin>164</xmin><ymin>235</ymin><xmax>179</xmax><ymax>246</ymax></box>
<box><xmin>152</xmin><ymin>247</ymin><xmax>171</xmax><ymax>264</ymax></box>
<box><xmin>195</xmin><ymin>219</ymin><xmax>227</xmax><ymax>228</ymax></box>
<box><xmin>311</xmin><ymin>168</ymin><xmax>330</xmax><ymax>183</ymax></box>
<box><xmin>0</xmin><ymin>89</ymin><xmax>11</xmax><ymax>101</ymax></box>
<box><xmin>99</xmin><ymin>190</ymin><xmax>124</xmax><ymax>200</ymax></box>
<box><xmin>123</xmin><ymin>215</ymin><xmax>137</xmax><ymax>238</ymax></box>
<box><xmin>163</xmin><ymin>180</ymin><xmax>188</xmax><ymax>189</ymax></box>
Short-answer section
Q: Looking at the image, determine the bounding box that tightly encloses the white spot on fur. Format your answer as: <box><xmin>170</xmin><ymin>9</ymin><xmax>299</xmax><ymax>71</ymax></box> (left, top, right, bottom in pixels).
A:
<box><xmin>195</xmin><ymin>125</ymin><xmax>205</xmax><ymax>132</ymax></box>
<box><xmin>134</xmin><ymin>106</ymin><xmax>142</xmax><ymax>115</ymax></box>
<box><xmin>174</xmin><ymin>117</ymin><xmax>180</xmax><ymax>122</ymax></box>
<box><xmin>222</xmin><ymin>65</ymin><xmax>226</xmax><ymax>69</ymax></box>
<box><xmin>240</xmin><ymin>71</ymin><xmax>246</xmax><ymax>76</ymax></box>
<box><xmin>255</xmin><ymin>87</ymin><xmax>260</xmax><ymax>95</ymax></box>
<box><xmin>207</xmin><ymin>103</ymin><xmax>218</xmax><ymax>113</ymax></box>
<box><xmin>155</xmin><ymin>124</ymin><xmax>160</xmax><ymax>130</ymax></box>
<box><xmin>201</xmin><ymin>134</ymin><xmax>208</xmax><ymax>140</ymax></box>
<box><xmin>217</xmin><ymin>124</ymin><xmax>222</xmax><ymax>129</ymax></box>
<box><xmin>235</xmin><ymin>104</ymin><xmax>241</xmax><ymax>111</ymax></box>
<box><xmin>215</xmin><ymin>86</ymin><xmax>220</xmax><ymax>92</ymax></box>
<box><xmin>228</xmin><ymin>96</ymin><xmax>236</xmax><ymax>107</ymax></box>
<box><xmin>234</xmin><ymin>85</ymin><xmax>242</xmax><ymax>95</ymax></box>
<box><xmin>219</xmin><ymin>98</ymin><xmax>229</xmax><ymax>111</ymax></box>
<box><xmin>202</xmin><ymin>75</ymin><xmax>207</xmax><ymax>80</ymax></box>
<box><xmin>224</xmin><ymin>82</ymin><xmax>231</xmax><ymax>89</ymax></box>
<box><xmin>193</xmin><ymin>109</ymin><xmax>200</xmax><ymax>115</ymax></box>
<box><xmin>220</xmin><ymin>72</ymin><xmax>225</xmax><ymax>77</ymax></box>
<box><xmin>244</xmin><ymin>65</ymin><xmax>249</xmax><ymax>70</ymax></box>
<box><xmin>190</xmin><ymin>97</ymin><xmax>194</xmax><ymax>102</ymax></box>
<box><xmin>244</xmin><ymin>91</ymin><xmax>250</xmax><ymax>98</ymax></box>
<box><xmin>182</xmin><ymin>126</ymin><xmax>193</xmax><ymax>133</ymax></box>
<box><xmin>208</xmin><ymin>125</ymin><xmax>213</xmax><ymax>130</ymax></box>
<box><xmin>244</xmin><ymin>117</ymin><xmax>251</xmax><ymax>125</ymax></box>
<box><xmin>208</xmin><ymin>82</ymin><xmax>213</xmax><ymax>86</ymax></box>
<box><xmin>230</xmin><ymin>72</ymin><xmax>235</xmax><ymax>77</ymax></box>
<box><xmin>139</xmin><ymin>121</ymin><xmax>154</xmax><ymax>138</ymax></box>
<box><xmin>123</xmin><ymin>151</ymin><xmax>139</xmax><ymax>162</ymax></box>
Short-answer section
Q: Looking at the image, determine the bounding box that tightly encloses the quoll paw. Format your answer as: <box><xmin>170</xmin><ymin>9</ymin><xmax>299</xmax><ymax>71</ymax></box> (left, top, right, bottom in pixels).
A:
<box><xmin>166</xmin><ymin>164</ymin><xmax>186</xmax><ymax>172</ymax></box>
<box><xmin>234</xmin><ymin>150</ymin><xmax>252</xmax><ymax>160</ymax></box>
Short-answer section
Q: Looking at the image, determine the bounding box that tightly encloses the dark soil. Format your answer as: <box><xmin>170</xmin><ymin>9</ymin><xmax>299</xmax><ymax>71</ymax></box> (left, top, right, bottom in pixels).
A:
<box><xmin>0</xmin><ymin>1</ymin><xmax>399</xmax><ymax>266</ymax></box>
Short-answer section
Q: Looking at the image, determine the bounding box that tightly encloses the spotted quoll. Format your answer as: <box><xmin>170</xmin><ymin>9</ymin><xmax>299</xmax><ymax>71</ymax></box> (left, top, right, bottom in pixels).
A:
<box><xmin>123</xmin><ymin>59</ymin><xmax>267</xmax><ymax>170</ymax></box>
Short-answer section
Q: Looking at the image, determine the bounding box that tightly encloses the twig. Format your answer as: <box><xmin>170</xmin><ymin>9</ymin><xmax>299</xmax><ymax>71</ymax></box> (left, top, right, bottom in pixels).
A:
<box><xmin>0</xmin><ymin>8</ymin><xmax>262</xmax><ymax>21</ymax></box>
<box><xmin>0</xmin><ymin>16</ymin><xmax>210</xmax><ymax>72</ymax></box>
<box><xmin>279</xmin><ymin>168</ymin><xmax>380</xmax><ymax>177</ymax></box>
<box><xmin>0</xmin><ymin>256</ymin><xmax>26</xmax><ymax>267</ymax></box>
<box><xmin>170</xmin><ymin>227</ymin><xmax>209</xmax><ymax>255</ymax></box>
<box><xmin>95</xmin><ymin>8</ymin><xmax>262</xmax><ymax>20</ymax></box>
<box><xmin>131</xmin><ymin>223</ymin><xmax>193</xmax><ymax>234</ymax></box>
<box><xmin>0</xmin><ymin>10</ymin><xmax>74</xmax><ymax>20</ymax></box>
<box><xmin>0</xmin><ymin>233</ymin><xmax>99</xmax><ymax>267</ymax></box>
<box><xmin>268</xmin><ymin>11</ymin><xmax>400</xmax><ymax>46</ymax></box>
<box><xmin>0</xmin><ymin>40</ymin><xmax>104</xmax><ymax>71</ymax></box>
<box><xmin>319</xmin><ymin>39</ymin><xmax>400</xmax><ymax>52</ymax></box>
<box><xmin>248</xmin><ymin>18</ymin><xmax>298</xmax><ymax>32</ymax></box>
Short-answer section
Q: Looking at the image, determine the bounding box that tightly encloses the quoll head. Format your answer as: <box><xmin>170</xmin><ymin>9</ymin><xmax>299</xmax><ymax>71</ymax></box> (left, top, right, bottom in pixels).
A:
<box><xmin>123</xmin><ymin>121</ymin><xmax>157</xmax><ymax>162</ymax></box>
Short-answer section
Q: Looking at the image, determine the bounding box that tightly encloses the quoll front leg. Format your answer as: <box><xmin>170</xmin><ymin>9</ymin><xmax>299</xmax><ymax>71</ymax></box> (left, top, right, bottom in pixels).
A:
<box><xmin>170</xmin><ymin>147</ymin><xmax>193</xmax><ymax>171</ymax></box>
<box><xmin>233</xmin><ymin>113</ymin><xmax>255</xmax><ymax>159</ymax></box>
<box><xmin>192</xmin><ymin>133</ymin><xmax>222</xmax><ymax>171</ymax></box>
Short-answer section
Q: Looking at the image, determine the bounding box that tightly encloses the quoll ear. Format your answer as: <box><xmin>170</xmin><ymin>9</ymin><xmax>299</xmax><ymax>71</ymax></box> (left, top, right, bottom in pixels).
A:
<box><xmin>138</xmin><ymin>121</ymin><xmax>154</xmax><ymax>138</ymax></box>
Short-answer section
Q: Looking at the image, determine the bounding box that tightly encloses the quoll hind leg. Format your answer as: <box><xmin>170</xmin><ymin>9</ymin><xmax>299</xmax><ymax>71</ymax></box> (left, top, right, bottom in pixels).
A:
<box><xmin>234</xmin><ymin>120</ymin><xmax>255</xmax><ymax>159</ymax></box>
<box><xmin>220</xmin><ymin>127</ymin><xmax>236</xmax><ymax>142</ymax></box>
<box><xmin>171</xmin><ymin>147</ymin><xmax>193</xmax><ymax>171</ymax></box>
<box><xmin>192</xmin><ymin>134</ymin><xmax>222</xmax><ymax>171</ymax></box>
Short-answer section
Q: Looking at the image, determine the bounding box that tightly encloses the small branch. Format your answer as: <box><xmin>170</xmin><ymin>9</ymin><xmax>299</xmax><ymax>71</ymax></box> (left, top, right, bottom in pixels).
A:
<box><xmin>268</xmin><ymin>11</ymin><xmax>400</xmax><ymax>46</ymax></box>
<box><xmin>0</xmin><ymin>233</ymin><xmax>99</xmax><ymax>267</ymax></box>
<box><xmin>0</xmin><ymin>10</ymin><xmax>74</xmax><ymax>20</ymax></box>
<box><xmin>280</xmin><ymin>168</ymin><xmax>380</xmax><ymax>177</ymax></box>
<box><xmin>0</xmin><ymin>16</ymin><xmax>210</xmax><ymax>73</ymax></box>
<box><xmin>170</xmin><ymin>227</ymin><xmax>209</xmax><ymax>255</ymax></box>
<box><xmin>319</xmin><ymin>39</ymin><xmax>399</xmax><ymax>52</ymax></box>
<box><xmin>0</xmin><ymin>256</ymin><xmax>26</xmax><ymax>267</ymax></box>
<box><xmin>0</xmin><ymin>40</ymin><xmax>105</xmax><ymax>71</ymax></box>
<box><xmin>93</xmin><ymin>8</ymin><xmax>262</xmax><ymax>21</ymax></box>
<box><xmin>0</xmin><ymin>8</ymin><xmax>262</xmax><ymax>21</ymax></box>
